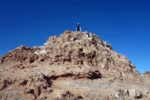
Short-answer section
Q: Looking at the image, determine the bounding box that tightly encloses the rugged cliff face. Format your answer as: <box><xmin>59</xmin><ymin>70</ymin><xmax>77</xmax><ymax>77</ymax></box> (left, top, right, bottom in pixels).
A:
<box><xmin>0</xmin><ymin>31</ymin><xmax>149</xmax><ymax>100</ymax></box>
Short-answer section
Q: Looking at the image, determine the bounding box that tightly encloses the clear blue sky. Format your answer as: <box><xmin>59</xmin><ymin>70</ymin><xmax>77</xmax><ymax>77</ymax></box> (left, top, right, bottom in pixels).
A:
<box><xmin>0</xmin><ymin>0</ymin><xmax>150</xmax><ymax>73</ymax></box>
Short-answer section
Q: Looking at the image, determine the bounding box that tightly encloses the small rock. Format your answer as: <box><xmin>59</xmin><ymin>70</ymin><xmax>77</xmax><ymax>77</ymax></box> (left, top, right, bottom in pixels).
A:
<box><xmin>47</xmin><ymin>88</ymin><xmax>53</xmax><ymax>93</ymax></box>
<box><xmin>27</xmin><ymin>94</ymin><xmax>37</xmax><ymax>100</ymax></box>
<box><xmin>0</xmin><ymin>69</ymin><xmax>3</xmax><ymax>72</ymax></box>
<box><xmin>34</xmin><ymin>86</ymin><xmax>41</xmax><ymax>96</ymax></box>
<box><xmin>19</xmin><ymin>79</ymin><xmax>28</xmax><ymax>85</ymax></box>
<box><xmin>0</xmin><ymin>81</ymin><xmax>7</xmax><ymax>90</ymax></box>
<box><xmin>0</xmin><ymin>79</ymin><xmax>12</xmax><ymax>90</ymax></box>
<box><xmin>134</xmin><ymin>90</ymin><xmax>143</xmax><ymax>99</ymax></box>
<box><xmin>39</xmin><ymin>95</ymin><xmax>47</xmax><ymax>100</ymax></box>
<box><xmin>8</xmin><ymin>86</ymin><xmax>13</xmax><ymax>90</ymax></box>
<box><xmin>24</xmin><ymin>88</ymin><xmax>34</xmax><ymax>94</ymax></box>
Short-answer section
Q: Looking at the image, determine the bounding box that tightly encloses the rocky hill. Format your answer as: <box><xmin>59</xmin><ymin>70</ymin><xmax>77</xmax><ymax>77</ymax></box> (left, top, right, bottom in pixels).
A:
<box><xmin>0</xmin><ymin>30</ymin><xmax>149</xmax><ymax>100</ymax></box>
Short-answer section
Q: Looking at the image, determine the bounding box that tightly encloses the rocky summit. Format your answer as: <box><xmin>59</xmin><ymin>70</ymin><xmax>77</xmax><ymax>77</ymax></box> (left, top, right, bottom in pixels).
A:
<box><xmin>0</xmin><ymin>30</ymin><xmax>150</xmax><ymax>100</ymax></box>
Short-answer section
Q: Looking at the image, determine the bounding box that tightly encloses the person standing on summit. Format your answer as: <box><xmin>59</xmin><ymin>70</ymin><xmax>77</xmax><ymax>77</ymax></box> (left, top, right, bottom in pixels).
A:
<box><xmin>76</xmin><ymin>23</ymin><xmax>81</xmax><ymax>32</ymax></box>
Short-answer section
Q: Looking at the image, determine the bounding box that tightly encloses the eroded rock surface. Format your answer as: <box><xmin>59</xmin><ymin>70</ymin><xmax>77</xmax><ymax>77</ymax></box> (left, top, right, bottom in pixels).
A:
<box><xmin>0</xmin><ymin>31</ymin><xmax>149</xmax><ymax>100</ymax></box>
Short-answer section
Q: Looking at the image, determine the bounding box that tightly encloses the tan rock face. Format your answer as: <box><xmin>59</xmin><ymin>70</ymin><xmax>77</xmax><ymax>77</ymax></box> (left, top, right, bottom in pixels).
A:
<box><xmin>0</xmin><ymin>31</ymin><xmax>141</xmax><ymax>79</ymax></box>
<box><xmin>0</xmin><ymin>31</ymin><xmax>149</xmax><ymax>100</ymax></box>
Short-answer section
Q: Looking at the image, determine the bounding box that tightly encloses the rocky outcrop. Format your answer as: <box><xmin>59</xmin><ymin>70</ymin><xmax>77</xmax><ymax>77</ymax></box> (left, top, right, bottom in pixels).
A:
<box><xmin>0</xmin><ymin>31</ymin><xmax>141</xmax><ymax>79</ymax></box>
<box><xmin>0</xmin><ymin>30</ymin><xmax>149</xmax><ymax>100</ymax></box>
<box><xmin>144</xmin><ymin>71</ymin><xmax>150</xmax><ymax>78</ymax></box>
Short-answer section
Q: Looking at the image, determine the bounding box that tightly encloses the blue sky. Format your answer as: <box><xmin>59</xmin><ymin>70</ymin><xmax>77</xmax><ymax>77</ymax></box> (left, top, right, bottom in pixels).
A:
<box><xmin>0</xmin><ymin>0</ymin><xmax>150</xmax><ymax>73</ymax></box>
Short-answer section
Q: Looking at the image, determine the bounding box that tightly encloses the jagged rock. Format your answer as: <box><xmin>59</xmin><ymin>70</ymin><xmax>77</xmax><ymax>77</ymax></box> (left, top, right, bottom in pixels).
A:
<box><xmin>0</xmin><ymin>30</ymin><xmax>149</xmax><ymax>100</ymax></box>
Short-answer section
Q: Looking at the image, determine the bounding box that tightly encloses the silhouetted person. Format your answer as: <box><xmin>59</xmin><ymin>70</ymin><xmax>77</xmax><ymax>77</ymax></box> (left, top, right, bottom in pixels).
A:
<box><xmin>76</xmin><ymin>23</ymin><xmax>81</xmax><ymax>31</ymax></box>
